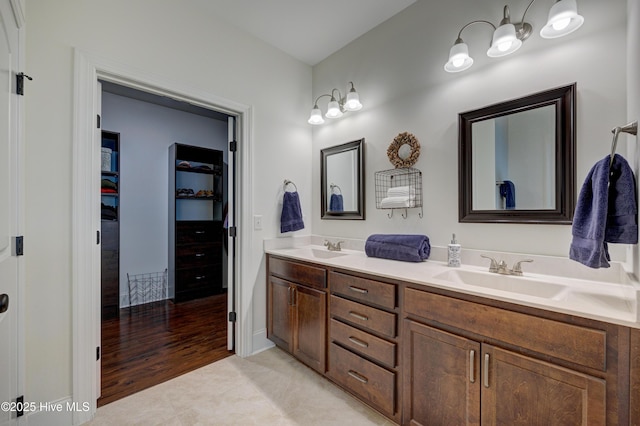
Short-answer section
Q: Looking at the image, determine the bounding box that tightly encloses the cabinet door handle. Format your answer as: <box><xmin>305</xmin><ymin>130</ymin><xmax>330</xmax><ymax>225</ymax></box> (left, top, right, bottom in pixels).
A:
<box><xmin>484</xmin><ymin>353</ymin><xmax>490</xmax><ymax>388</ymax></box>
<box><xmin>348</xmin><ymin>311</ymin><xmax>368</xmax><ymax>321</ymax></box>
<box><xmin>469</xmin><ymin>350</ymin><xmax>475</xmax><ymax>383</ymax></box>
<box><xmin>288</xmin><ymin>286</ymin><xmax>292</xmax><ymax>306</ymax></box>
<box><xmin>348</xmin><ymin>336</ymin><xmax>369</xmax><ymax>348</ymax></box>
<box><xmin>195</xmin><ymin>253</ymin><xmax>205</xmax><ymax>257</ymax></box>
<box><xmin>349</xmin><ymin>286</ymin><xmax>368</xmax><ymax>294</ymax></box>
<box><xmin>347</xmin><ymin>370</ymin><xmax>368</xmax><ymax>384</ymax></box>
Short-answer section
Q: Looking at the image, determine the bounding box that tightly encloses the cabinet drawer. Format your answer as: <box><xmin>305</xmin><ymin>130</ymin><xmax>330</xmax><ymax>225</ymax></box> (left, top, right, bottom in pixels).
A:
<box><xmin>176</xmin><ymin>265</ymin><xmax>220</xmax><ymax>290</ymax></box>
<box><xmin>330</xmin><ymin>319</ymin><xmax>396</xmax><ymax>368</ymax></box>
<box><xmin>176</xmin><ymin>245</ymin><xmax>221</xmax><ymax>267</ymax></box>
<box><xmin>328</xmin><ymin>343</ymin><xmax>396</xmax><ymax>416</ymax></box>
<box><xmin>331</xmin><ymin>295</ymin><xmax>396</xmax><ymax>338</ymax></box>
<box><xmin>404</xmin><ymin>287</ymin><xmax>606</xmax><ymax>371</ymax></box>
<box><xmin>176</xmin><ymin>221</ymin><xmax>221</xmax><ymax>244</ymax></box>
<box><xmin>330</xmin><ymin>271</ymin><xmax>396</xmax><ymax>310</ymax></box>
<box><xmin>269</xmin><ymin>256</ymin><xmax>326</xmax><ymax>289</ymax></box>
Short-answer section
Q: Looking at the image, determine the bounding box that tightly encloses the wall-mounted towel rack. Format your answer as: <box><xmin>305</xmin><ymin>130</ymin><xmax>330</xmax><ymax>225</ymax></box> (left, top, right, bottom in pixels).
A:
<box><xmin>283</xmin><ymin>179</ymin><xmax>298</xmax><ymax>192</ymax></box>
<box><xmin>609</xmin><ymin>121</ymin><xmax>638</xmax><ymax>168</ymax></box>
<box><xmin>330</xmin><ymin>183</ymin><xmax>342</xmax><ymax>194</ymax></box>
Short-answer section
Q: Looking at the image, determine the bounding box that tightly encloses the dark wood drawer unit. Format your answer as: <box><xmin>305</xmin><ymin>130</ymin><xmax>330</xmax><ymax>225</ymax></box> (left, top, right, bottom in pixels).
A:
<box><xmin>330</xmin><ymin>319</ymin><xmax>396</xmax><ymax>369</ymax></box>
<box><xmin>269</xmin><ymin>256</ymin><xmax>326</xmax><ymax>290</ymax></box>
<box><xmin>331</xmin><ymin>295</ymin><xmax>396</xmax><ymax>338</ymax></box>
<box><xmin>330</xmin><ymin>271</ymin><xmax>396</xmax><ymax>309</ymax></box>
<box><xmin>328</xmin><ymin>343</ymin><xmax>396</xmax><ymax>417</ymax></box>
<box><xmin>404</xmin><ymin>287</ymin><xmax>606</xmax><ymax>371</ymax></box>
<box><xmin>176</xmin><ymin>221</ymin><xmax>219</xmax><ymax>244</ymax></box>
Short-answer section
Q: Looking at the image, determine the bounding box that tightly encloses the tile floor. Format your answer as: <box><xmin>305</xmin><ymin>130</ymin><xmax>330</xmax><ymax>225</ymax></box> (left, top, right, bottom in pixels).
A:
<box><xmin>87</xmin><ymin>347</ymin><xmax>393</xmax><ymax>425</ymax></box>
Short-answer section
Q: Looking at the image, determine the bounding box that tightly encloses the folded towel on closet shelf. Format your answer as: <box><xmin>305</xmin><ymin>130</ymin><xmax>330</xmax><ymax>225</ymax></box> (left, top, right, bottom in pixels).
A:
<box><xmin>499</xmin><ymin>180</ymin><xmax>516</xmax><ymax>209</ymax></box>
<box><xmin>365</xmin><ymin>234</ymin><xmax>430</xmax><ymax>262</ymax></box>
<box><xmin>380</xmin><ymin>196</ymin><xmax>415</xmax><ymax>209</ymax></box>
<box><xmin>570</xmin><ymin>154</ymin><xmax>638</xmax><ymax>268</ymax></box>
<box><xmin>387</xmin><ymin>185</ymin><xmax>416</xmax><ymax>198</ymax></box>
<box><xmin>280</xmin><ymin>191</ymin><xmax>305</xmax><ymax>233</ymax></box>
<box><xmin>329</xmin><ymin>193</ymin><xmax>344</xmax><ymax>212</ymax></box>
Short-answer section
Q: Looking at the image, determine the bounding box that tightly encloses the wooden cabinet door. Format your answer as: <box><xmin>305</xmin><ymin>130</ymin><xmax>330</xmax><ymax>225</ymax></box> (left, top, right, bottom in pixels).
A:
<box><xmin>292</xmin><ymin>283</ymin><xmax>326</xmax><ymax>373</ymax></box>
<box><xmin>403</xmin><ymin>320</ymin><xmax>481</xmax><ymax>426</ymax></box>
<box><xmin>267</xmin><ymin>276</ymin><xmax>293</xmax><ymax>351</ymax></box>
<box><xmin>482</xmin><ymin>344</ymin><xmax>606</xmax><ymax>425</ymax></box>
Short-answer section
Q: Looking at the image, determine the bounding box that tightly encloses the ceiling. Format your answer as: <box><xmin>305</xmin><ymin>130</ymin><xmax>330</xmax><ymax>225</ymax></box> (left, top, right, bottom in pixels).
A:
<box><xmin>191</xmin><ymin>0</ymin><xmax>417</xmax><ymax>66</ymax></box>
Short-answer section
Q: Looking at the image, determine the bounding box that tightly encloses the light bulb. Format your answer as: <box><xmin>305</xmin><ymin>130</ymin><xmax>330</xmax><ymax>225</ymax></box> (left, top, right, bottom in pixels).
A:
<box><xmin>452</xmin><ymin>57</ymin><xmax>465</xmax><ymax>68</ymax></box>
<box><xmin>498</xmin><ymin>41</ymin><xmax>512</xmax><ymax>52</ymax></box>
<box><xmin>552</xmin><ymin>17</ymin><xmax>571</xmax><ymax>31</ymax></box>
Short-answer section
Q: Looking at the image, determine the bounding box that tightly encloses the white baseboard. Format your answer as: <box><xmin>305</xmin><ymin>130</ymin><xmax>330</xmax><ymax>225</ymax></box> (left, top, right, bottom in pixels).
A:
<box><xmin>251</xmin><ymin>328</ymin><xmax>273</xmax><ymax>356</ymax></box>
<box><xmin>25</xmin><ymin>396</ymin><xmax>91</xmax><ymax>426</ymax></box>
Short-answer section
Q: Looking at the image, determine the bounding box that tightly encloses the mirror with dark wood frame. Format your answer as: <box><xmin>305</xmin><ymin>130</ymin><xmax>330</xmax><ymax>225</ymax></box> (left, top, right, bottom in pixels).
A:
<box><xmin>321</xmin><ymin>139</ymin><xmax>365</xmax><ymax>220</ymax></box>
<box><xmin>459</xmin><ymin>83</ymin><xmax>576</xmax><ymax>224</ymax></box>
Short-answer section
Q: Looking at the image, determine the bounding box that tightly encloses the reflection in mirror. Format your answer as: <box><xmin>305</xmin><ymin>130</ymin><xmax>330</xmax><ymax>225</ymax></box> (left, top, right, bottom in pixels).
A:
<box><xmin>321</xmin><ymin>139</ymin><xmax>365</xmax><ymax>220</ymax></box>
<box><xmin>459</xmin><ymin>84</ymin><xmax>575</xmax><ymax>224</ymax></box>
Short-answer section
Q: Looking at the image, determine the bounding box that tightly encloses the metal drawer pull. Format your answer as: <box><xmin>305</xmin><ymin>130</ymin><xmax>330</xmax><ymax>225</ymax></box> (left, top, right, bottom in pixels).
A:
<box><xmin>347</xmin><ymin>370</ymin><xmax>368</xmax><ymax>384</ymax></box>
<box><xmin>195</xmin><ymin>253</ymin><xmax>205</xmax><ymax>257</ymax></box>
<box><xmin>291</xmin><ymin>287</ymin><xmax>296</xmax><ymax>307</ymax></box>
<box><xmin>348</xmin><ymin>336</ymin><xmax>369</xmax><ymax>348</ymax></box>
<box><xmin>195</xmin><ymin>275</ymin><xmax>205</xmax><ymax>280</ymax></box>
<box><xmin>349</xmin><ymin>286</ymin><xmax>368</xmax><ymax>294</ymax></box>
<box><xmin>484</xmin><ymin>353</ymin><xmax>490</xmax><ymax>388</ymax></box>
<box><xmin>195</xmin><ymin>230</ymin><xmax>206</xmax><ymax>234</ymax></box>
<box><xmin>469</xmin><ymin>350</ymin><xmax>475</xmax><ymax>383</ymax></box>
<box><xmin>348</xmin><ymin>311</ymin><xmax>369</xmax><ymax>321</ymax></box>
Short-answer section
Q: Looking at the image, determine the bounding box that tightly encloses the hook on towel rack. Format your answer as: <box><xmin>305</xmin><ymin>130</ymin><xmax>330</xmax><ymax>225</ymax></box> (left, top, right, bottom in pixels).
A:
<box><xmin>609</xmin><ymin>121</ymin><xmax>638</xmax><ymax>168</ymax></box>
<box><xmin>283</xmin><ymin>179</ymin><xmax>298</xmax><ymax>192</ymax></box>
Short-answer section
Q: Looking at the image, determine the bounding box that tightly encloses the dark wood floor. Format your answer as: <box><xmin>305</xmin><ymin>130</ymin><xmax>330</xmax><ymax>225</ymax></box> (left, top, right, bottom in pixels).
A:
<box><xmin>98</xmin><ymin>293</ymin><xmax>233</xmax><ymax>406</ymax></box>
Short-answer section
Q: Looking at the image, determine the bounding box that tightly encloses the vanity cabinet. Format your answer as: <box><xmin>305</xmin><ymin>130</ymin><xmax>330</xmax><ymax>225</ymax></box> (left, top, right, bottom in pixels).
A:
<box><xmin>327</xmin><ymin>271</ymin><xmax>400</xmax><ymax>422</ymax></box>
<box><xmin>403</xmin><ymin>287</ymin><xmax>615</xmax><ymax>425</ymax></box>
<box><xmin>632</xmin><ymin>328</ymin><xmax>640</xmax><ymax>424</ymax></box>
<box><xmin>267</xmin><ymin>256</ymin><xmax>327</xmax><ymax>374</ymax></box>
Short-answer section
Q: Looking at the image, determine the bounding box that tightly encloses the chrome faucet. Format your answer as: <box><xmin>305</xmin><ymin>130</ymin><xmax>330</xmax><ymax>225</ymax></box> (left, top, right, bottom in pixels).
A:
<box><xmin>324</xmin><ymin>240</ymin><xmax>344</xmax><ymax>251</ymax></box>
<box><xmin>481</xmin><ymin>255</ymin><xmax>533</xmax><ymax>276</ymax></box>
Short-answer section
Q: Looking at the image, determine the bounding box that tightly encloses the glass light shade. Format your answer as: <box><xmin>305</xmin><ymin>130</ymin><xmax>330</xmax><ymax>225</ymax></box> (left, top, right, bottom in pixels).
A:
<box><xmin>344</xmin><ymin>91</ymin><xmax>362</xmax><ymax>111</ymax></box>
<box><xmin>308</xmin><ymin>107</ymin><xmax>325</xmax><ymax>125</ymax></box>
<box><xmin>325</xmin><ymin>99</ymin><xmax>343</xmax><ymax>118</ymax></box>
<box><xmin>487</xmin><ymin>23</ymin><xmax>522</xmax><ymax>57</ymax></box>
<box><xmin>444</xmin><ymin>41</ymin><xmax>473</xmax><ymax>73</ymax></box>
<box><xmin>540</xmin><ymin>0</ymin><xmax>584</xmax><ymax>39</ymax></box>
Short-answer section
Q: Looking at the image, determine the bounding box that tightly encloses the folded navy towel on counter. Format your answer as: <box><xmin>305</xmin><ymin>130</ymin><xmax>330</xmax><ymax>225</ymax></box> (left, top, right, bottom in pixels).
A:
<box><xmin>365</xmin><ymin>234</ymin><xmax>430</xmax><ymax>262</ymax></box>
<box><xmin>281</xmin><ymin>191</ymin><xmax>305</xmax><ymax>233</ymax></box>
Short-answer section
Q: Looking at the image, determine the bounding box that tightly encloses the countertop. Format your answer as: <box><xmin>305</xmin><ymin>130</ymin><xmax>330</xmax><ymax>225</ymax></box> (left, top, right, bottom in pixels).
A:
<box><xmin>265</xmin><ymin>242</ymin><xmax>640</xmax><ymax>329</ymax></box>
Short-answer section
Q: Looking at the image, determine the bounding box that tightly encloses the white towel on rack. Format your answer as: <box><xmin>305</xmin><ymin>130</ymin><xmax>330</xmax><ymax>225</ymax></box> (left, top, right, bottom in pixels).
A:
<box><xmin>380</xmin><ymin>196</ymin><xmax>416</xmax><ymax>209</ymax></box>
<box><xmin>387</xmin><ymin>185</ymin><xmax>415</xmax><ymax>198</ymax></box>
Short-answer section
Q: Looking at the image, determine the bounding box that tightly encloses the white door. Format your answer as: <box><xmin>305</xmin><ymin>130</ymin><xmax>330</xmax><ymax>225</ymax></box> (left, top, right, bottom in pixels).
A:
<box><xmin>227</xmin><ymin>116</ymin><xmax>235</xmax><ymax>351</ymax></box>
<box><xmin>0</xmin><ymin>0</ymin><xmax>22</xmax><ymax>425</ymax></box>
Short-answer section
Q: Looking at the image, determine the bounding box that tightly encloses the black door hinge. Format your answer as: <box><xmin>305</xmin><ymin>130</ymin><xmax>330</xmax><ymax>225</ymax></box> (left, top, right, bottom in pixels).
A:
<box><xmin>228</xmin><ymin>312</ymin><xmax>237</xmax><ymax>322</ymax></box>
<box><xmin>16</xmin><ymin>73</ymin><xmax>32</xmax><ymax>96</ymax></box>
<box><xmin>16</xmin><ymin>395</ymin><xmax>24</xmax><ymax>417</ymax></box>
<box><xmin>229</xmin><ymin>141</ymin><xmax>237</xmax><ymax>152</ymax></box>
<box><xmin>96</xmin><ymin>346</ymin><xmax>101</xmax><ymax>361</ymax></box>
<box><xmin>229</xmin><ymin>226</ymin><xmax>237</xmax><ymax>238</ymax></box>
<box><xmin>97</xmin><ymin>114</ymin><xmax>101</xmax><ymax>129</ymax></box>
<box><xmin>97</xmin><ymin>230</ymin><xmax>100</xmax><ymax>245</ymax></box>
<box><xmin>14</xmin><ymin>236</ymin><xmax>23</xmax><ymax>256</ymax></box>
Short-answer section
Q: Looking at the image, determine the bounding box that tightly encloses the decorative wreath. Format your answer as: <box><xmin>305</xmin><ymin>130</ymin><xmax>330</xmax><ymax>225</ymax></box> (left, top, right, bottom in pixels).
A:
<box><xmin>387</xmin><ymin>132</ymin><xmax>420</xmax><ymax>168</ymax></box>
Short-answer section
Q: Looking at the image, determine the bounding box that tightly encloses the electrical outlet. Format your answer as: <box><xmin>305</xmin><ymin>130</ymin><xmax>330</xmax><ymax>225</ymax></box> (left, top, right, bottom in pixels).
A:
<box><xmin>254</xmin><ymin>215</ymin><xmax>263</xmax><ymax>230</ymax></box>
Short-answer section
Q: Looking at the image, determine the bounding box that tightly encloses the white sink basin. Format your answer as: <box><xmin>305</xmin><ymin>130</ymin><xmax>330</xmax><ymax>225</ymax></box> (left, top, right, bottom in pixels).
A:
<box><xmin>286</xmin><ymin>247</ymin><xmax>350</xmax><ymax>259</ymax></box>
<box><xmin>434</xmin><ymin>269</ymin><xmax>566</xmax><ymax>299</ymax></box>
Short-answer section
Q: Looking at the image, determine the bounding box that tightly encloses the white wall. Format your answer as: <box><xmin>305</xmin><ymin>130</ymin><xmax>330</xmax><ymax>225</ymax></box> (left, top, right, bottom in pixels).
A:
<box><xmin>101</xmin><ymin>92</ymin><xmax>228</xmax><ymax>306</ymax></box>
<box><xmin>312</xmin><ymin>0</ymin><xmax>628</xmax><ymax>260</ymax></box>
<box><xmin>25</xmin><ymin>0</ymin><xmax>311</xmax><ymax>411</ymax></box>
<box><xmin>629</xmin><ymin>0</ymin><xmax>640</xmax><ymax>277</ymax></box>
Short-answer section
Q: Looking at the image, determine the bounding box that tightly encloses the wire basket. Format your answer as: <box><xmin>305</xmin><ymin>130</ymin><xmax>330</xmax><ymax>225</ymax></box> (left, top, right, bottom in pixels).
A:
<box><xmin>374</xmin><ymin>168</ymin><xmax>423</xmax><ymax>208</ymax></box>
<box><xmin>127</xmin><ymin>268</ymin><xmax>168</xmax><ymax>307</ymax></box>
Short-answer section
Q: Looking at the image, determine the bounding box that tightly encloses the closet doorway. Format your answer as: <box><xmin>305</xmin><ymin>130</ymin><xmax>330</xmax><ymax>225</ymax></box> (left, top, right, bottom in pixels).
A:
<box><xmin>97</xmin><ymin>81</ymin><xmax>236</xmax><ymax>406</ymax></box>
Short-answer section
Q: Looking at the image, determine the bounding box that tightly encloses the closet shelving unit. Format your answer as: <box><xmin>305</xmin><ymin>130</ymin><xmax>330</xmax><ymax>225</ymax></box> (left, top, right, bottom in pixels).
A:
<box><xmin>169</xmin><ymin>143</ymin><xmax>225</xmax><ymax>302</ymax></box>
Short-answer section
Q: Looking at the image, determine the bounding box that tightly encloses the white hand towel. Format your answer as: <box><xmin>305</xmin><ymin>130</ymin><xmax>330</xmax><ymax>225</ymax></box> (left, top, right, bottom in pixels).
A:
<box><xmin>387</xmin><ymin>185</ymin><xmax>415</xmax><ymax>198</ymax></box>
<box><xmin>380</xmin><ymin>196</ymin><xmax>416</xmax><ymax>209</ymax></box>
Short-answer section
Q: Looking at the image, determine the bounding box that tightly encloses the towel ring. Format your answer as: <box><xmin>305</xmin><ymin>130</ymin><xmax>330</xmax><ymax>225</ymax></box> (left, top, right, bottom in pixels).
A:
<box><xmin>284</xmin><ymin>179</ymin><xmax>298</xmax><ymax>192</ymax></box>
<box><xmin>609</xmin><ymin>121</ymin><xmax>638</xmax><ymax>168</ymax></box>
<box><xmin>330</xmin><ymin>183</ymin><xmax>342</xmax><ymax>194</ymax></box>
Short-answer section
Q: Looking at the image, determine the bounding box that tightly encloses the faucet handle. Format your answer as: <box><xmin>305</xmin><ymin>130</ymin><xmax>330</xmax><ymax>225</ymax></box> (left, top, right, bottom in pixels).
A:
<box><xmin>480</xmin><ymin>254</ymin><xmax>498</xmax><ymax>273</ymax></box>
<box><xmin>336</xmin><ymin>241</ymin><xmax>344</xmax><ymax>250</ymax></box>
<box><xmin>512</xmin><ymin>259</ymin><xmax>534</xmax><ymax>276</ymax></box>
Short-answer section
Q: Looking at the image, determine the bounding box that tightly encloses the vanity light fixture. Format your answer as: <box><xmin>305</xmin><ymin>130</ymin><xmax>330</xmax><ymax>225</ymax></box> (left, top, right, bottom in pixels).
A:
<box><xmin>308</xmin><ymin>82</ymin><xmax>363</xmax><ymax>125</ymax></box>
<box><xmin>444</xmin><ymin>0</ymin><xmax>584</xmax><ymax>73</ymax></box>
